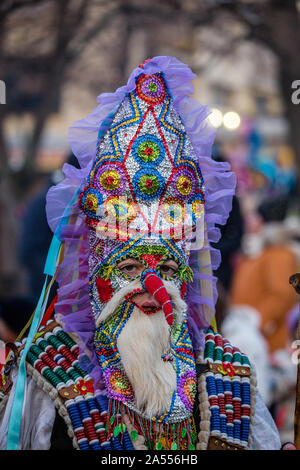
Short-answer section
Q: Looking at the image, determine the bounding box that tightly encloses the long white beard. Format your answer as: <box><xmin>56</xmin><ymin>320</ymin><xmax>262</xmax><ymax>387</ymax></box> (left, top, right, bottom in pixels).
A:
<box><xmin>96</xmin><ymin>278</ymin><xmax>188</xmax><ymax>417</ymax></box>
<box><xmin>117</xmin><ymin>306</ymin><xmax>176</xmax><ymax>418</ymax></box>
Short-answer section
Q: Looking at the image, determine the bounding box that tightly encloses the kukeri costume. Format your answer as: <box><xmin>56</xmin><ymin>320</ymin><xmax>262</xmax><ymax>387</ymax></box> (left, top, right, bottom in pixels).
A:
<box><xmin>0</xmin><ymin>57</ymin><xmax>280</xmax><ymax>450</ymax></box>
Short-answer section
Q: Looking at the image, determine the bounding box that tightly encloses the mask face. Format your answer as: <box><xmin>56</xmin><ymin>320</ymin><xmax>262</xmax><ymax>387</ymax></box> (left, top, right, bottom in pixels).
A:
<box><xmin>91</xmin><ymin>235</ymin><xmax>196</xmax><ymax>422</ymax></box>
<box><xmin>89</xmin><ymin>233</ymin><xmax>193</xmax><ymax>327</ymax></box>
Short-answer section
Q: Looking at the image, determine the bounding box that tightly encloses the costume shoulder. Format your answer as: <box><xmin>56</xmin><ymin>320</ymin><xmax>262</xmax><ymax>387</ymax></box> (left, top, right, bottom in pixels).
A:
<box><xmin>0</xmin><ymin>320</ymin><xmax>136</xmax><ymax>450</ymax></box>
<box><xmin>196</xmin><ymin>328</ymin><xmax>257</xmax><ymax>450</ymax></box>
<box><xmin>1</xmin><ymin>322</ymin><xmax>259</xmax><ymax>451</ymax></box>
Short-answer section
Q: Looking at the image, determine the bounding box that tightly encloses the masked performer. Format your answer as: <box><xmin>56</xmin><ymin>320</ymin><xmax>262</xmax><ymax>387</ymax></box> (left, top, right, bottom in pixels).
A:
<box><xmin>0</xmin><ymin>57</ymin><xmax>281</xmax><ymax>450</ymax></box>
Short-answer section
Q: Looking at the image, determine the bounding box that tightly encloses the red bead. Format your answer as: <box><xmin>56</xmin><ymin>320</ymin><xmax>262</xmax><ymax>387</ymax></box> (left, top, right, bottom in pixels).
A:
<box><xmin>75</xmin><ymin>429</ymin><xmax>86</xmax><ymax>441</ymax></box>
<box><xmin>35</xmin><ymin>360</ymin><xmax>46</xmax><ymax>374</ymax></box>
<box><xmin>40</xmin><ymin>353</ymin><xmax>57</xmax><ymax>370</ymax></box>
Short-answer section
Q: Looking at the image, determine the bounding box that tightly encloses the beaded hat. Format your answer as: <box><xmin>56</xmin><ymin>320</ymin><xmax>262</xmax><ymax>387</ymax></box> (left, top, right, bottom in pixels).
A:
<box><xmin>78</xmin><ymin>65</ymin><xmax>205</xmax><ymax>256</ymax></box>
<box><xmin>46</xmin><ymin>56</ymin><xmax>236</xmax><ymax>387</ymax></box>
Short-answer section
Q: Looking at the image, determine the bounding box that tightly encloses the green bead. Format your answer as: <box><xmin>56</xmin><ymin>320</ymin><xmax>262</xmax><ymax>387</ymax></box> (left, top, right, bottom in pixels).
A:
<box><xmin>47</xmin><ymin>335</ymin><xmax>62</xmax><ymax>350</ymax></box>
<box><xmin>68</xmin><ymin>369</ymin><xmax>81</xmax><ymax>381</ymax></box>
<box><xmin>148</xmin><ymin>82</ymin><xmax>157</xmax><ymax>92</ymax></box>
<box><xmin>155</xmin><ymin>442</ymin><xmax>163</xmax><ymax>450</ymax></box>
<box><xmin>171</xmin><ymin>442</ymin><xmax>177</xmax><ymax>450</ymax></box>
<box><xmin>131</xmin><ymin>430</ymin><xmax>138</xmax><ymax>442</ymax></box>
<box><xmin>109</xmin><ymin>416</ymin><xmax>115</xmax><ymax>426</ymax></box>
<box><xmin>223</xmin><ymin>353</ymin><xmax>232</xmax><ymax>362</ymax></box>
<box><xmin>233</xmin><ymin>352</ymin><xmax>242</xmax><ymax>364</ymax></box>
<box><xmin>38</xmin><ymin>339</ymin><xmax>48</xmax><ymax>350</ymax></box>
<box><xmin>26</xmin><ymin>351</ymin><xmax>37</xmax><ymax>366</ymax></box>
<box><xmin>56</xmin><ymin>330</ymin><xmax>76</xmax><ymax>348</ymax></box>
<box><xmin>139</xmin><ymin>174</ymin><xmax>160</xmax><ymax>195</ymax></box>
<box><xmin>138</xmin><ymin>141</ymin><xmax>160</xmax><ymax>163</ymax></box>
<box><xmin>95</xmin><ymin>422</ymin><xmax>104</xmax><ymax>430</ymax></box>
<box><xmin>43</xmin><ymin>369</ymin><xmax>59</xmax><ymax>387</ymax></box>
<box><xmin>204</xmin><ymin>342</ymin><xmax>215</xmax><ymax>360</ymax></box>
<box><xmin>74</xmin><ymin>364</ymin><xmax>87</xmax><ymax>377</ymax></box>
<box><xmin>189</xmin><ymin>444</ymin><xmax>196</xmax><ymax>450</ymax></box>
<box><xmin>242</xmin><ymin>355</ymin><xmax>251</xmax><ymax>366</ymax></box>
<box><xmin>181</xmin><ymin>427</ymin><xmax>187</xmax><ymax>438</ymax></box>
<box><xmin>55</xmin><ymin>368</ymin><xmax>69</xmax><ymax>382</ymax></box>
<box><xmin>30</xmin><ymin>344</ymin><xmax>42</xmax><ymax>356</ymax></box>
<box><xmin>114</xmin><ymin>424</ymin><xmax>121</xmax><ymax>437</ymax></box>
<box><xmin>214</xmin><ymin>349</ymin><xmax>223</xmax><ymax>361</ymax></box>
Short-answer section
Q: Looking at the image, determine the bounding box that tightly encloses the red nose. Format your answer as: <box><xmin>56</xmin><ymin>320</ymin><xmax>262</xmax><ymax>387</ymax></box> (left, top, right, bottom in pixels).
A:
<box><xmin>142</xmin><ymin>272</ymin><xmax>174</xmax><ymax>326</ymax></box>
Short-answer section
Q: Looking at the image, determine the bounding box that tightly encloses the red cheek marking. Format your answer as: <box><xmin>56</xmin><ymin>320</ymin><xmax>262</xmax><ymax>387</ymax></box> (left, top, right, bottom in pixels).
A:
<box><xmin>96</xmin><ymin>277</ymin><xmax>113</xmax><ymax>303</ymax></box>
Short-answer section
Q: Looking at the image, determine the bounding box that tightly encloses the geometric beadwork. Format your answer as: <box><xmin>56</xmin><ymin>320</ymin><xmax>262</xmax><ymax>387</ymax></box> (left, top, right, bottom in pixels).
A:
<box><xmin>24</xmin><ymin>320</ymin><xmax>134</xmax><ymax>450</ymax></box>
<box><xmin>79</xmin><ymin>71</ymin><xmax>205</xmax><ymax>251</ymax></box>
<box><xmin>201</xmin><ymin>329</ymin><xmax>253</xmax><ymax>449</ymax></box>
<box><xmin>94</xmin><ymin>302</ymin><xmax>197</xmax><ymax>428</ymax></box>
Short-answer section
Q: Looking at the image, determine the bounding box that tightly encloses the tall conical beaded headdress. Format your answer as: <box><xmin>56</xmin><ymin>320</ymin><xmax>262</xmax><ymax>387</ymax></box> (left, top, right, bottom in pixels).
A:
<box><xmin>46</xmin><ymin>56</ymin><xmax>236</xmax><ymax>387</ymax></box>
<box><xmin>78</xmin><ymin>64</ymin><xmax>205</xmax><ymax>263</ymax></box>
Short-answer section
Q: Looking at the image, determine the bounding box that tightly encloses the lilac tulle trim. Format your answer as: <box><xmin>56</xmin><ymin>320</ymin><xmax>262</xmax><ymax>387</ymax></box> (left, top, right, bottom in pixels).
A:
<box><xmin>46</xmin><ymin>56</ymin><xmax>236</xmax><ymax>380</ymax></box>
<box><xmin>53</xmin><ymin>222</ymin><xmax>105</xmax><ymax>388</ymax></box>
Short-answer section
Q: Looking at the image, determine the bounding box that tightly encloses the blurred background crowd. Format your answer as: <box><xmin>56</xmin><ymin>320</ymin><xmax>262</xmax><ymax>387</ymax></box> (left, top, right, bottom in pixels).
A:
<box><xmin>0</xmin><ymin>0</ymin><xmax>300</xmax><ymax>445</ymax></box>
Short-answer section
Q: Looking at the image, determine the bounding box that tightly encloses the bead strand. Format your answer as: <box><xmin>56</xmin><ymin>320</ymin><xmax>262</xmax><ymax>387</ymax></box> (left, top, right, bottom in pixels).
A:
<box><xmin>232</xmin><ymin>376</ymin><xmax>242</xmax><ymax>445</ymax></box>
<box><xmin>240</xmin><ymin>377</ymin><xmax>251</xmax><ymax>446</ymax></box>
<box><xmin>66</xmin><ymin>400</ymin><xmax>90</xmax><ymax>450</ymax></box>
<box><xmin>95</xmin><ymin>393</ymin><xmax>112</xmax><ymax>450</ymax></box>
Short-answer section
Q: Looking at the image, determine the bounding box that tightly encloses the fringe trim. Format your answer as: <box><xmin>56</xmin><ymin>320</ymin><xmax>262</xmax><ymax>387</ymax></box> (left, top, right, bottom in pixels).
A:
<box><xmin>107</xmin><ymin>398</ymin><xmax>195</xmax><ymax>450</ymax></box>
<box><xmin>123</xmin><ymin>414</ymin><xmax>147</xmax><ymax>450</ymax></box>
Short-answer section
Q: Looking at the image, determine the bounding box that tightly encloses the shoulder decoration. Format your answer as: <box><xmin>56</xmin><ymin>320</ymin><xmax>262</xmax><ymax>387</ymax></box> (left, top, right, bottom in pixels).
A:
<box><xmin>196</xmin><ymin>329</ymin><xmax>257</xmax><ymax>450</ymax></box>
<box><xmin>17</xmin><ymin>320</ymin><xmax>135</xmax><ymax>450</ymax></box>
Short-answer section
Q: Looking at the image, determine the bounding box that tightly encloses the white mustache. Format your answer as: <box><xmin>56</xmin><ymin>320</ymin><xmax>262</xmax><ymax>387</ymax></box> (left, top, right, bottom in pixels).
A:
<box><xmin>95</xmin><ymin>278</ymin><xmax>187</xmax><ymax>327</ymax></box>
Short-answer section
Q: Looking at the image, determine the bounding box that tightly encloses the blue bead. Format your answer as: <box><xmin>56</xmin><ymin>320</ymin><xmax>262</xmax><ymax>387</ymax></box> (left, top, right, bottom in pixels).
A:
<box><xmin>123</xmin><ymin>432</ymin><xmax>134</xmax><ymax>450</ymax></box>
<box><xmin>112</xmin><ymin>438</ymin><xmax>123</xmax><ymax>450</ymax></box>
<box><xmin>78</xmin><ymin>440</ymin><xmax>90</xmax><ymax>450</ymax></box>
<box><xmin>90</xmin><ymin>441</ymin><xmax>101</xmax><ymax>450</ymax></box>
<box><xmin>102</xmin><ymin>442</ymin><xmax>112</xmax><ymax>450</ymax></box>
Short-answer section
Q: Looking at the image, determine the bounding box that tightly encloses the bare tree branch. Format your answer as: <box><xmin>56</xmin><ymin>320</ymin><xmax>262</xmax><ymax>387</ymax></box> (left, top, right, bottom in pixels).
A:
<box><xmin>0</xmin><ymin>0</ymin><xmax>47</xmax><ymax>21</ymax></box>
